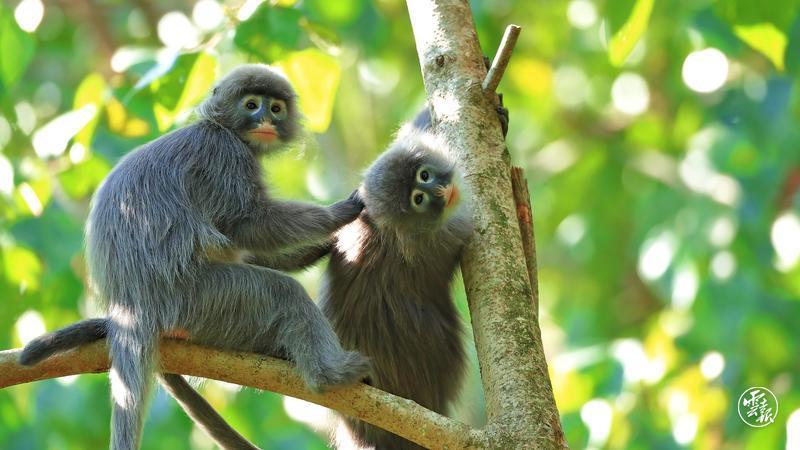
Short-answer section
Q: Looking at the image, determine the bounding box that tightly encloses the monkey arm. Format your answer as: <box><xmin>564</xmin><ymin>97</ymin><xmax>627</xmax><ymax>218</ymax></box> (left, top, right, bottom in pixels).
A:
<box><xmin>231</xmin><ymin>193</ymin><xmax>363</xmax><ymax>254</ymax></box>
<box><xmin>248</xmin><ymin>242</ymin><xmax>332</xmax><ymax>272</ymax></box>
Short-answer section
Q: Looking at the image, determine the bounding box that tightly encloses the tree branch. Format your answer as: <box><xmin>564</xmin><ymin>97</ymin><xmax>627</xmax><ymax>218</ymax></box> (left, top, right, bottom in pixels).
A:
<box><xmin>405</xmin><ymin>1</ymin><xmax>565</xmax><ymax>448</ymax></box>
<box><xmin>482</xmin><ymin>25</ymin><xmax>521</xmax><ymax>94</ymax></box>
<box><xmin>511</xmin><ymin>166</ymin><xmax>539</xmax><ymax>316</ymax></box>
<box><xmin>0</xmin><ymin>340</ymin><xmax>479</xmax><ymax>450</ymax></box>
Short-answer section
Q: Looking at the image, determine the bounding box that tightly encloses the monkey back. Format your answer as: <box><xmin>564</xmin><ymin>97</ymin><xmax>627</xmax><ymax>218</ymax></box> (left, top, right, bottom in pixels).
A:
<box><xmin>85</xmin><ymin>121</ymin><xmax>263</xmax><ymax>323</ymax></box>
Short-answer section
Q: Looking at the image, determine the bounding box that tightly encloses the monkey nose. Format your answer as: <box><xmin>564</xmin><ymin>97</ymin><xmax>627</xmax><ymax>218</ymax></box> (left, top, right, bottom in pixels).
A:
<box><xmin>444</xmin><ymin>184</ymin><xmax>460</xmax><ymax>208</ymax></box>
<box><xmin>249</xmin><ymin>122</ymin><xmax>278</xmax><ymax>143</ymax></box>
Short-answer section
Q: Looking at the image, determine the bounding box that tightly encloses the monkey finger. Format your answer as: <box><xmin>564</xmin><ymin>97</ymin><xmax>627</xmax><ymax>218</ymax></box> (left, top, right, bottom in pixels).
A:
<box><xmin>348</xmin><ymin>189</ymin><xmax>365</xmax><ymax>209</ymax></box>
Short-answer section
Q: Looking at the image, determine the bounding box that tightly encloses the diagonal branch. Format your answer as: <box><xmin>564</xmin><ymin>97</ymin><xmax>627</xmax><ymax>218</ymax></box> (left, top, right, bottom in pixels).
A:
<box><xmin>483</xmin><ymin>25</ymin><xmax>522</xmax><ymax>94</ymax></box>
<box><xmin>0</xmin><ymin>339</ymin><xmax>479</xmax><ymax>450</ymax></box>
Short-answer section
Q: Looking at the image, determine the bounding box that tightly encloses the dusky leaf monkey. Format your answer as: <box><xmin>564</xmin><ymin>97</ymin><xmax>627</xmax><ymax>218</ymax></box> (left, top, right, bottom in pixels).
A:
<box><xmin>20</xmin><ymin>64</ymin><xmax>370</xmax><ymax>450</ymax></box>
<box><xmin>320</xmin><ymin>111</ymin><xmax>473</xmax><ymax>450</ymax></box>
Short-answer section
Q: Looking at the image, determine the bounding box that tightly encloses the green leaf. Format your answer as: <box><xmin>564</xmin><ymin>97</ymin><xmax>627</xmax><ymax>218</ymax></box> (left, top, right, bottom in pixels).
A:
<box><xmin>234</xmin><ymin>6</ymin><xmax>303</xmax><ymax>59</ymax></box>
<box><xmin>73</xmin><ymin>73</ymin><xmax>108</xmax><ymax>148</ymax></box>
<box><xmin>2</xmin><ymin>246</ymin><xmax>41</xmax><ymax>292</ymax></box>
<box><xmin>10</xmin><ymin>205</ymin><xmax>83</xmax><ymax>273</ymax></box>
<box><xmin>0</xmin><ymin>4</ymin><xmax>35</xmax><ymax>90</ymax></box>
<box><xmin>785</xmin><ymin>16</ymin><xmax>800</xmax><ymax>74</ymax></box>
<box><xmin>276</xmin><ymin>49</ymin><xmax>341</xmax><ymax>133</ymax></box>
<box><xmin>58</xmin><ymin>156</ymin><xmax>111</xmax><ymax>199</ymax></box>
<box><xmin>152</xmin><ymin>51</ymin><xmax>217</xmax><ymax>132</ymax></box>
<box><xmin>607</xmin><ymin>0</ymin><xmax>655</xmax><ymax>67</ymax></box>
<box><xmin>302</xmin><ymin>0</ymin><xmax>365</xmax><ymax>26</ymax></box>
<box><xmin>714</xmin><ymin>0</ymin><xmax>798</xmax><ymax>30</ymax></box>
<box><xmin>734</xmin><ymin>23</ymin><xmax>787</xmax><ymax>70</ymax></box>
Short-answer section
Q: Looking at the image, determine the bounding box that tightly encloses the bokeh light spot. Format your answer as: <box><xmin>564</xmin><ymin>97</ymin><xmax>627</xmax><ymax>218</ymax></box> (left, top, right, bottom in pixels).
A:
<box><xmin>710</xmin><ymin>250</ymin><xmax>736</xmax><ymax>280</ymax></box>
<box><xmin>193</xmin><ymin>0</ymin><xmax>224</xmax><ymax>31</ymax></box>
<box><xmin>771</xmin><ymin>212</ymin><xmax>800</xmax><ymax>271</ymax></box>
<box><xmin>611</xmin><ymin>71</ymin><xmax>649</xmax><ymax>116</ymax></box>
<box><xmin>787</xmin><ymin>409</ymin><xmax>800</xmax><ymax>450</ymax></box>
<box><xmin>15</xmin><ymin>102</ymin><xmax>37</xmax><ymax>135</ymax></box>
<box><xmin>567</xmin><ymin>0</ymin><xmax>597</xmax><ymax>30</ymax></box>
<box><xmin>15</xmin><ymin>0</ymin><xmax>45</xmax><ymax>33</ymax></box>
<box><xmin>682</xmin><ymin>48</ymin><xmax>728</xmax><ymax>93</ymax></box>
<box><xmin>557</xmin><ymin>214</ymin><xmax>587</xmax><ymax>246</ymax></box>
<box><xmin>158</xmin><ymin>12</ymin><xmax>200</xmax><ymax>49</ymax></box>
<box><xmin>15</xmin><ymin>310</ymin><xmax>46</xmax><ymax>345</ymax></box>
<box><xmin>553</xmin><ymin>65</ymin><xmax>589</xmax><ymax>108</ymax></box>
<box><xmin>709</xmin><ymin>216</ymin><xmax>736</xmax><ymax>247</ymax></box>
<box><xmin>671</xmin><ymin>265</ymin><xmax>698</xmax><ymax>310</ymax></box>
<box><xmin>638</xmin><ymin>230</ymin><xmax>676</xmax><ymax>281</ymax></box>
<box><xmin>700</xmin><ymin>351</ymin><xmax>725</xmax><ymax>380</ymax></box>
<box><xmin>672</xmin><ymin>413</ymin><xmax>698</xmax><ymax>445</ymax></box>
<box><xmin>0</xmin><ymin>115</ymin><xmax>11</xmax><ymax>148</ymax></box>
<box><xmin>580</xmin><ymin>399</ymin><xmax>612</xmax><ymax>448</ymax></box>
<box><xmin>0</xmin><ymin>154</ymin><xmax>14</xmax><ymax>197</ymax></box>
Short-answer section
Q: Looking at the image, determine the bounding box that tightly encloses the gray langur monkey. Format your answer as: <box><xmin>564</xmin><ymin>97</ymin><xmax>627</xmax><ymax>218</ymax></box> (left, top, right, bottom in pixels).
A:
<box><xmin>319</xmin><ymin>112</ymin><xmax>473</xmax><ymax>450</ymax></box>
<box><xmin>19</xmin><ymin>64</ymin><xmax>370</xmax><ymax>450</ymax></box>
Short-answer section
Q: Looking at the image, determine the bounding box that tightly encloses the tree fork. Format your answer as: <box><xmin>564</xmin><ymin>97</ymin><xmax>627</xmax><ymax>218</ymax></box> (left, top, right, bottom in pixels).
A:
<box><xmin>405</xmin><ymin>1</ymin><xmax>565</xmax><ymax>448</ymax></box>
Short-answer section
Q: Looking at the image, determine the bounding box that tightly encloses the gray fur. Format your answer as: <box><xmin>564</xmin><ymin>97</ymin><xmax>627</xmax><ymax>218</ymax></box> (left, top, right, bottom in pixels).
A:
<box><xmin>18</xmin><ymin>318</ymin><xmax>108</xmax><ymax>365</ymax></box>
<box><xmin>158</xmin><ymin>373</ymin><xmax>260</xmax><ymax>450</ymax></box>
<box><xmin>23</xmin><ymin>64</ymin><xmax>370</xmax><ymax>450</ymax></box>
<box><xmin>320</xmin><ymin>125</ymin><xmax>472</xmax><ymax>450</ymax></box>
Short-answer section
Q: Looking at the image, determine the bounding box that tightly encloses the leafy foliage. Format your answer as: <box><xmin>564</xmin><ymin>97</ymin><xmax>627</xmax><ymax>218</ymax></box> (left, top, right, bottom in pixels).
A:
<box><xmin>0</xmin><ymin>0</ymin><xmax>798</xmax><ymax>449</ymax></box>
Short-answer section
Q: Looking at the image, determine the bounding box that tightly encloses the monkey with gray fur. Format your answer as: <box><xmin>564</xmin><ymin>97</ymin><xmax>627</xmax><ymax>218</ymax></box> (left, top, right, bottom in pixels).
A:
<box><xmin>19</xmin><ymin>64</ymin><xmax>370</xmax><ymax>450</ymax></box>
<box><xmin>319</xmin><ymin>112</ymin><xmax>473</xmax><ymax>450</ymax></box>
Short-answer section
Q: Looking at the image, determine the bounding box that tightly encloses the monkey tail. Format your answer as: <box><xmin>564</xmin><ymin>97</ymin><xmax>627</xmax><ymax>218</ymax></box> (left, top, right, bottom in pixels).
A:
<box><xmin>18</xmin><ymin>318</ymin><xmax>108</xmax><ymax>366</ymax></box>
<box><xmin>108</xmin><ymin>317</ymin><xmax>157</xmax><ymax>450</ymax></box>
<box><xmin>158</xmin><ymin>374</ymin><xmax>261</xmax><ymax>450</ymax></box>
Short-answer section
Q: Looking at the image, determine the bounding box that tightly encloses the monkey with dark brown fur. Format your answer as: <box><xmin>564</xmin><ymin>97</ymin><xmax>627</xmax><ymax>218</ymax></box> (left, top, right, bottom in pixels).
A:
<box><xmin>320</xmin><ymin>112</ymin><xmax>472</xmax><ymax>450</ymax></box>
<box><xmin>19</xmin><ymin>64</ymin><xmax>370</xmax><ymax>450</ymax></box>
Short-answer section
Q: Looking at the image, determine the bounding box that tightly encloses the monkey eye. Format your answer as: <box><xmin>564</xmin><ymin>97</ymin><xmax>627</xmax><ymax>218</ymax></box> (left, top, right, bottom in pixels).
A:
<box><xmin>269</xmin><ymin>99</ymin><xmax>288</xmax><ymax>120</ymax></box>
<box><xmin>242</xmin><ymin>95</ymin><xmax>262</xmax><ymax>112</ymax></box>
<box><xmin>416</xmin><ymin>166</ymin><xmax>432</xmax><ymax>183</ymax></box>
<box><xmin>410</xmin><ymin>189</ymin><xmax>428</xmax><ymax>209</ymax></box>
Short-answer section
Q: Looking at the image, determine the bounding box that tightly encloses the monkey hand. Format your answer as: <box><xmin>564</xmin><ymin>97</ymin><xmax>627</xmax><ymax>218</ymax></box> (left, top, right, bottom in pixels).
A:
<box><xmin>327</xmin><ymin>189</ymin><xmax>365</xmax><ymax>227</ymax></box>
<box><xmin>496</xmin><ymin>92</ymin><xmax>509</xmax><ymax>138</ymax></box>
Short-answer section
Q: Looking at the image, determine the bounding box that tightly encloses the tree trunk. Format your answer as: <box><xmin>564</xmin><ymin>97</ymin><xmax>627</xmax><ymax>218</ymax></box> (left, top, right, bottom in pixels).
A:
<box><xmin>405</xmin><ymin>1</ymin><xmax>566</xmax><ymax>448</ymax></box>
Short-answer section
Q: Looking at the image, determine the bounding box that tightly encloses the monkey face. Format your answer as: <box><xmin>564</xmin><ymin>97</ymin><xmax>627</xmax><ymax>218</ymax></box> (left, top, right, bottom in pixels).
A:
<box><xmin>409</xmin><ymin>163</ymin><xmax>458</xmax><ymax>217</ymax></box>
<box><xmin>363</xmin><ymin>137</ymin><xmax>460</xmax><ymax>232</ymax></box>
<box><xmin>197</xmin><ymin>64</ymin><xmax>300</xmax><ymax>152</ymax></box>
<box><xmin>238</xmin><ymin>94</ymin><xmax>292</xmax><ymax>149</ymax></box>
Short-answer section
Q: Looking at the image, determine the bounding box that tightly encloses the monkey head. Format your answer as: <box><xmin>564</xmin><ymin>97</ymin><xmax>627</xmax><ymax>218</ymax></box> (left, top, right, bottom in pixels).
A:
<box><xmin>198</xmin><ymin>64</ymin><xmax>300</xmax><ymax>152</ymax></box>
<box><xmin>362</xmin><ymin>131</ymin><xmax>461</xmax><ymax>232</ymax></box>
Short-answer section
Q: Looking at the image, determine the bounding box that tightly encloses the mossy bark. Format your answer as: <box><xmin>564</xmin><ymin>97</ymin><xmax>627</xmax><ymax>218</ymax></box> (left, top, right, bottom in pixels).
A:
<box><xmin>405</xmin><ymin>1</ymin><xmax>566</xmax><ymax>448</ymax></box>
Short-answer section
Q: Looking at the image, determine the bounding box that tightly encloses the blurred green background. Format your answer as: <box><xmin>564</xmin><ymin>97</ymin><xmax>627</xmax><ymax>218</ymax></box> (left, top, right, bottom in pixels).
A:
<box><xmin>1</xmin><ymin>0</ymin><xmax>799</xmax><ymax>448</ymax></box>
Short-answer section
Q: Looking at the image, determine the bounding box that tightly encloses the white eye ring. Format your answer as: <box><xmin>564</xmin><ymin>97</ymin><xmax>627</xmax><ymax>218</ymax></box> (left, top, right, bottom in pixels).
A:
<box><xmin>411</xmin><ymin>189</ymin><xmax>427</xmax><ymax>208</ymax></box>
<box><xmin>416</xmin><ymin>167</ymin><xmax>431</xmax><ymax>183</ymax></box>
<box><xmin>269</xmin><ymin>99</ymin><xmax>288</xmax><ymax>120</ymax></box>
<box><xmin>243</xmin><ymin>96</ymin><xmax>261</xmax><ymax>111</ymax></box>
